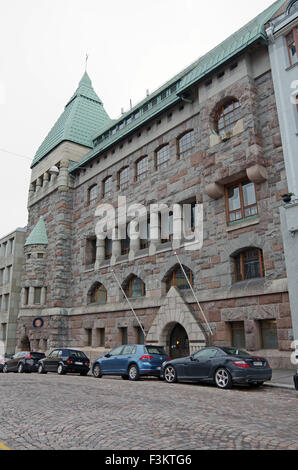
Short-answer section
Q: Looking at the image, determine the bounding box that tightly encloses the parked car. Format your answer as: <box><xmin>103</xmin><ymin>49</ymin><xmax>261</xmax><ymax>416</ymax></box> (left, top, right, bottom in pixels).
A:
<box><xmin>92</xmin><ymin>344</ymin><xmax>170</xmax><ymax>381</ymax></box>
<box><xmin>38</xmin><ymin>348</ymin><xmax>90</xmax><ymax>376</ymax></box>
<box><xmin>161</xmin><ymin>346</ymin><xmax>272</xmax><ymax>389</ymax></box>
<box><xmin>3</xmin><ymin>351</ymin><xmax>46</xmax><ymax>373</ymax></box>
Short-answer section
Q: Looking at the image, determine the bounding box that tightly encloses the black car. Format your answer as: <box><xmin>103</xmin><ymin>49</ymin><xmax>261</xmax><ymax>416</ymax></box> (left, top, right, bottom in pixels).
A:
<box><xmin>161</xmin><ymin>346</ymin><xmax>272</xmax><ymax>389</ymax></box>
<box><xmin>3</xmin><ymin>351</ymin><xmax>46</xmax><ymax>373</ymax></box>
<box><xmin>38</xmin><ymin>348</ymin><xmax>90</xmax><ymax>376</ymax></box>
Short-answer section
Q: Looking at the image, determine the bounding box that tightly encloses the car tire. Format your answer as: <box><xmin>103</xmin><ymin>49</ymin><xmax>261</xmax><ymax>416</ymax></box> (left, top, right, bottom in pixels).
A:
<box><xmin>93</xmin><ymin>364</ymin><xmax>102</xmax><ymax>378</ymax></box>
<box><xmin>128</xmin><ymin>364</ymin><xmax>140</xmax><ymax>381</ymax></box>
<box><xmin>164</xmin><ymin>365</ymin><xmax>177</xmax><ymax>384</ymax></box>
<box><xmin>214</xmin><ymin>367</ymin><xmax>233</xmax><ymax>389</ymax></box>
<box><xmin>57</xmin><ymin>364</ymin><xmax>66</xmax><ymax>375</ymax></box>
<box><xmin>38</xmin><ymin>364</ymin><xmax>47</xmax><ymax>374</ymax></box>
<box><xmin>18</xmin><ymin>363</ymin><xmax>24</xmax><ymax>373</ymax></box>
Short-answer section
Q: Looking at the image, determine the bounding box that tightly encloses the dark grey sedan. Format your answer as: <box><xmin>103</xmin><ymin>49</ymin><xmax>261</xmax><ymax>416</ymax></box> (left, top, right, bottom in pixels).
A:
<box><xmin>161</xmin><ymin>347</ymin><xmax>272</xmax><ymax>389</ymax></box>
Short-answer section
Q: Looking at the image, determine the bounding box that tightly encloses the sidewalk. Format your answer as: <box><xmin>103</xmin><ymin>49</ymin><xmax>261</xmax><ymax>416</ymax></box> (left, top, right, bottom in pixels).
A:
<box><xmin>265</xmin><ymin>370</ymin><xmax>297</xmax><ymax>390</ymax></box>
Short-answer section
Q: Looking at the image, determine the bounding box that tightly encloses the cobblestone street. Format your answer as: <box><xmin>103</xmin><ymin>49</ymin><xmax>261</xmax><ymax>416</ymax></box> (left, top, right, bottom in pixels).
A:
<box><xmin>0</xmin><ymin>373</ymin><xmax>297</xmax><ymax>451</ymax></box>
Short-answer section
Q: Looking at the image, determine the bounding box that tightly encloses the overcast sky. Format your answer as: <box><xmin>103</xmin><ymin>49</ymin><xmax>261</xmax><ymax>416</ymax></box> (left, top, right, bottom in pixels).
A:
<box><xmin>0</xmin><ymin>0</ymin><xmax>277</xmax><ymax>238</ymax></box>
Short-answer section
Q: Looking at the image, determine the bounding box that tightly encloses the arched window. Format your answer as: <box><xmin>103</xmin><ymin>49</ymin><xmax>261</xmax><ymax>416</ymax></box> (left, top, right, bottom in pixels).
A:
<box><xmin>288</xmin><ymin>0</ymin><xmax>298</xmax><ymax>14</ymax></box>
<box><xmin>233</xmin><ymin>248</ymin><xmax>264</xmax><ymax>282</ymax></box>
<box><xmin>214</xmin><ymin>99</ymin><xmax>241</xmax><ymax>136</ymax></box>
<box><xmin>155</xmin><ymin>144</ymin><xmax>170</xmax><ymax>170</ymax></box>
<box><xmin>166</xmin><ymin>265</ymin><xmax>193</xmax><ymax>292</ymax></box>
<box><xmin>118</xmin><ymin>167</ymin><xmax>130</xmax><ymax>190</ymax></box>
<box><xmin>177</xmin><ymin>130</ymin><xmax>195</xmax><ymax>159</ymax></box>
<box><xmin>136</xmin><ymin>156</ymin><xmax>149</xmax><ymax>181</ymax></box>
<box><xmin>103</xmin><ymin>176</ymin><xmax>113</xmax><ymax>198</ymax></box>
<box><xmin>124</xmin><ymin>275</ymin><xmax>146</xmax><ymax>298</ymax></box>
<box><xmin>88</xmin><ymin>283</ymin><xmax>107</xmax><ymax>304</ymax></box>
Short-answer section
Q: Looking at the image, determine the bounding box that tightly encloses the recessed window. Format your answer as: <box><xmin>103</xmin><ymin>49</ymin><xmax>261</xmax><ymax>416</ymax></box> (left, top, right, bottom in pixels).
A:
<box><xmin>234</xmin><ymin>248</ymin><xmax>264</xmax><ymax>282</ymax></box>
<box><xmin>105</xmin><ymin>237</ymin><xmax>113</xmax><ymax>260</ymax></box>
<box><xmin>118</xmin><ymin>167</ymin><xmax>129</xmax><ymax>190</ymax></box>
<box><xmin>34</xmin><ymin>287</ymin><xmax>42</xmax><ymax>305</ymax></box>
<box><xmin>136</xmin><ymin>156</ymin><xmax>149</xmax><ymax>181</ymax></box>
<box><xmin>214</xmin><ymin>99</ymin><xmax>241</xmax><ymax>136</ymax></box>
<box><xmin>124</xmin><ymin>276</ymin><xmax>146</xmax><ymax>298</ymax></box>
<box><xmin>230</xmin><ymin>321</ymin><xmax>246</xmax><ymax>349</ymax></box>
<box><xmin>140</xmin><ymin>219</ymin><xmax>150</xmax><ymax>250</ymax></box>
<box><xmin>226</xmin><ymin>180</ymin><xmax>258</xmax><ymax>223</ymax></box>
<box><xmin>177</xmin><ymin>130</ymin><xmax>195</xmax><ymax>159</ymax></box>
<box><xmin>286</xmin><ymin>28</ymin><xmax>298</xmax><ymax>66</ymax></box>
<box><xmin>103</xmin><ymin>176</ymin><xmax>113</xmax><ymax>198</ymax></box>
<box><xmin>155</xmin><ymin>144</ymin><xmax>170</xmax><ymax>170</ymax></box>
<box><xmin>121</xmin><ymin>229</ymin><xmax>130</xmax><ymax>255</ymax></box>
<box><xmin>89</xmin><ymin>283</ymin><xmax>107</xmax><ymax>304</ymax></box>
<box><xmin>161</xmin><ymin>212</ymin><xmax>173</xmax><ymax>243</ymax></box>
<box><xmin>86</xmin><ymin>238</ymin><xmax>97</xmax><ymax>265</ymax></box>
<box><xmin>259</xmin><ymin>320</ymin><xmax>278</xmax><ymax>349</ymax></box>
<box><xmin>88</xmin><ymin>184</ymin><xmax>97</xmax><ymax>204</ymax></box>
<box><xmin>166</xmin><ymin>266</ymin><xmax>193</xmax><ymax>292</ymax></box>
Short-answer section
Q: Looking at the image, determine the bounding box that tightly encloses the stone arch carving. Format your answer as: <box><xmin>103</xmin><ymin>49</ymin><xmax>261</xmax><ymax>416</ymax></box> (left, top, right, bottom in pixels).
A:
<box><xmin>146</xmin><ymin>287</ymin><xmax>207</xmax><ymax>355</ymax></box>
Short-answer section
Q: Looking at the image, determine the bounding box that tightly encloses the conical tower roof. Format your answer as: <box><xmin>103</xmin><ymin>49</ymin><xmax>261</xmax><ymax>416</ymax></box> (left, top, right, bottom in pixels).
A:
<box><xmin>31</xmin><ymin>72</ymin><xmax>111</xmax><ymax>168</ymax></box>
<box><xmin>24</xmin><ymin>216</ymin><xmax>48</xmax><ymax>246</ymax></box>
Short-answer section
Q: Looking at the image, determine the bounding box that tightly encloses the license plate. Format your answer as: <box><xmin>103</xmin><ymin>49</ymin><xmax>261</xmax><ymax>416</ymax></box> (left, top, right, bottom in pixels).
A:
<box><xmin>253</xmin><ymin>361</ymin><xmax>263</xmax><ymax>367</ymax></box>
<box><xmin>75</xmin><ymin>362</ymin><xmax>83</xmax><ymax>365</ymax></box>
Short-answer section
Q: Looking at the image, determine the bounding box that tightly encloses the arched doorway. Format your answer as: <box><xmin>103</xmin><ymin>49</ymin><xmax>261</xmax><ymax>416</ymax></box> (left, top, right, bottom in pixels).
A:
<box><xmin>20</xmin><ymin>335</ymin><xmax>30</xmax><ymax>351</ymax></box>
<box><xmin>169</xmin><ymin>323</ymin><xmax>189</xmax><ymax>359</ymax></box>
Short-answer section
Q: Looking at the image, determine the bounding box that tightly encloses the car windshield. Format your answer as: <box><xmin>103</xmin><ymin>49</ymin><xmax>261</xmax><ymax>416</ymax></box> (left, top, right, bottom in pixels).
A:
<box><xmin>145</xmin><ymin>346</ymin><xmax>166</xmax><ymax>355</ymax></box>
<box><xmin>30</xmin><ymin>352</ymin><xmax>45</xmax><ymax>358</ymax></box>
<box><xmin>221</xmin><ymin>347</ymin><xmax>250</xmax><ymax>357</ymax></box>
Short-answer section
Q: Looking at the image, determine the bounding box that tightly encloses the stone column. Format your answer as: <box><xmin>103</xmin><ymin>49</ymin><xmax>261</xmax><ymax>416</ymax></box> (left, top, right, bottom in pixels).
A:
<box><xmin>58</xmin><ymin>159</ymin><xmax>70</xmax><ymax>192</ymax></box>
<box><xmin>95</xmin><ymin>239</ymin><xmax>105</xmax><ymax>270</ymax></box>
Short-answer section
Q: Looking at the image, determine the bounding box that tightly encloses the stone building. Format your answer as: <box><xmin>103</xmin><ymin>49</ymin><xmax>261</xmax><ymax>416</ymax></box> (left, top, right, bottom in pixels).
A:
<box><xmin>17</xmin><ymin>0</ymin><xmax>296</xmax><ymax>368</ymax></box>
<box><xmin>0</xmin><ymin>228</ymin><xmax>27</xmax><ymax>355</ymax></box>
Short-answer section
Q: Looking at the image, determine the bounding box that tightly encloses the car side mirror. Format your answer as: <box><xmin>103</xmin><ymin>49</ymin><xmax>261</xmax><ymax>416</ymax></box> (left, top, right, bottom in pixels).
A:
<box><xmin>105</xmin><ymin>353</ymin><xmax>111</xmax><ymax>358</ymax></box>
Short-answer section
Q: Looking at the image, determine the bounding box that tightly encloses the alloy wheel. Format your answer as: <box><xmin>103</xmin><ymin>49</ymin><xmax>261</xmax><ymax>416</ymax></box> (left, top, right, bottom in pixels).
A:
<box><xmin>215</xmin><ymin>368</ymin><xmax>231</xmax><ymax>389</ymax></box>
<box><xmin>164</xmin><ymin>365</ymin><xmax>177</xmax><ymax>384</ymax></box>
<box><xmin>93</xmin><ymin>364</ymin><xmax>102</xmax><ymax>378</ymax></box>
<box><xmin>128</xmin><ymin>365</ymin><xmax>139</xmax><ymax>381</ymax></box>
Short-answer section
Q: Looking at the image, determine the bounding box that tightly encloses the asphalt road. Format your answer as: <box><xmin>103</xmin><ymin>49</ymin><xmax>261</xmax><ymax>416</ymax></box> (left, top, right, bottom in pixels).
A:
<box><xmin>0</xmin><ymin>372</ymin><xmax>298</xmax><ymax>451</ymax></box>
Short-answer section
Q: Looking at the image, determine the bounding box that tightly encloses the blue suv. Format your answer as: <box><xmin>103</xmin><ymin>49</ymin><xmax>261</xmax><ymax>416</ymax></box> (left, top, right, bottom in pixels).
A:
<box><xmin>92</xmin><ymin>344</ymin><xmax>169</xmax><ymax>381</ymax></box>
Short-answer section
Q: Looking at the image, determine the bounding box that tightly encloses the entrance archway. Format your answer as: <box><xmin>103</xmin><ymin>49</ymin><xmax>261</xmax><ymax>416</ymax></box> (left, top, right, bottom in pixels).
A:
<box><xmin>20</xmin><ymin>335</ymin><xmax>30</xmax><ymax>351</ymax></box>
<box><xmin>169</xmin><ymin>323</ymin><xmax>189</xmax><ymax>359</ymax></box>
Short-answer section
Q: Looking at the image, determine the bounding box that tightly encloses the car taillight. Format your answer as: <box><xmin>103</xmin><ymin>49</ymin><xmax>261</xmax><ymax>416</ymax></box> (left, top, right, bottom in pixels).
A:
<box><xmin>86</xmin><ymin>362</ymin><xmax>90</xmax><ymax>367</ymax></box>
<box><xmin>25</xmin><ymin>354</ymin><xmax>31</xmax><ymax>359</ymax></box>
<box><xmin>0</xmin><ymin>360</ymin><xmax>5</xmax><ymax>364</ymax></box>
<box><xmin>266</xmin><ymin>362</ymin><xmax>270</xmax><ymax>368</ymax></box>
<box><xmin>232</xmin><ymin>360</ymin><xmax>250</xmax><ymax>369</ymax></box>
<box><xmin>66</xmin><ymin>360</ymin><xmax>72</xmax><ymax>364</ymax></box>
<box><xmin>140</xmin><ymin>355</ymin><xmax>154</xmax><ymax>360</ymax></box>
<box><xmin>166</xmin><ymin>357</ymin><xmax>171</xmax><ymax>361</ymax></box>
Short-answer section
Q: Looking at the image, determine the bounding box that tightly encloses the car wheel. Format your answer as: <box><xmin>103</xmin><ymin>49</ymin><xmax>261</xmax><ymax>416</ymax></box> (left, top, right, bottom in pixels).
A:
<box><xmin>93</xmin><ymin>364</ymin><xmax>102</xmax><ymax>378</ymax></box>
<box><xmin>214</xmin><ymin>368</ymin><xmax>232</xmax><ymax>389</ymax></box>
<box><xmin>57</xmin><ymin>364</ymin><xmax>66</xmax><ymax>375</ymax></box>
<box><xmin>128</xmin><ymin>364</ymin><xmax>139</xmax><ymax>381</ymax></box>
<box><xmin>164</xmin><ymin>365</ymin><xmax>177</xmax><ymax>384</ymax></box>
<box><xmin>3</xmin><ymin>364</ymin><xmax>8</xmax><ymax>373</ymax></box>
<box><xmin>38</xmin><ymin>364</ymin><xmax>47</xmax><ymax>374</ymax></box>
<box><xmin>18</xmin><ymin>363</ymin><xmax>24</xmax><ymax>373</ymax></box>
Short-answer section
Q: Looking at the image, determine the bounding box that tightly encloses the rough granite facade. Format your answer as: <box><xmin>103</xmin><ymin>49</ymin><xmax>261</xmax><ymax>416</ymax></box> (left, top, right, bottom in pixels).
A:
<box><xmin>16</xmin><ymin>3</ymin><xmax>295</xmax><ymax>369</ymax></box>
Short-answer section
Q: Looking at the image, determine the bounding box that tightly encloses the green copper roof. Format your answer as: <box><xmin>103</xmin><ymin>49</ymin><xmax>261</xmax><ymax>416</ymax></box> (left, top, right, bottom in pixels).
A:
<box><xmin>31</xmin><ymin>72</ymin><xmax>111</xmax><ymax>168</ymax></box>
<box><xmin>24</xmin><ymin>216</ymin><xmax>48</xmax><ymax>246</ymax></box>
<box><xmin>69</xmin><ymin>0</ymin><xmax>285</xmax><ymax>174</ymax></box>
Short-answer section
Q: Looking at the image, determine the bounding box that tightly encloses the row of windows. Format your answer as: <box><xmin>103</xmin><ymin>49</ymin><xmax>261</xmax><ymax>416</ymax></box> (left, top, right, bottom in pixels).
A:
<box><xmin>88</xmin><ymin>130</ymin><xmax>196</xmax><ymax>202</ymax></box>
<box><xmin>86</xmin><ymin>179</ymin><xmax>258</xmax><ymax>265</ymax></box>
<box><xmin>229</xmin><ymin>319</ymin><xmax>278</xmax><ymax>350</ymax></box>
<box><xmin>93</xmin><ymin>81</ymin><xmax>181</xmax><ymax>147</ymax></box>
<box><xmin>87</xmin><ymin>249</ymin><xmax>265</xmax><ymax>305</ymax></box>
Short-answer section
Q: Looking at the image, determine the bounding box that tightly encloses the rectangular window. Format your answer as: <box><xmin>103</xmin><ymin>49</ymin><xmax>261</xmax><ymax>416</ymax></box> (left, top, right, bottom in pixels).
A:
<box><xmin>0</xmin><ymin>268</ymin><xmax>4</xmax><ymax>285</ymax></box>
<box><xmin>95</xmin><ymin>328</ymin><xmax>105</xmax><ymax>347</ymax></box>
<box><xmin>103</xmin><ymin>176</ymin><xmax>113</xmax><ymax>198</ymax></box>
<box><xmin>86</xmin><ymin>238</ymin><xmax>97</xmax><ymax>265</ymax></box>
<box><xmin>105</xmin><ymin>237</ymin><xmax>113</xmax><ymax>260</ymax></box>
<box><xmin>86</xmin><ymin>328</ymin><xmax>92</xmax><ymax>347</ymax></box>
<box><xmin>155</xmin><ymin>144</ymin><xmax>170</xmax><ymax>170</ymax></box>
<box><xmin>4</xmin><ymin>294</ymin><xmax>9</xmax><ymax>312</ymax></box>
<box><xmin>259</xmin><ymin>320</ymin><xmax>278</xmax><ymax>349</ymax></box>
<box><xmin>24</xmin><ymin>287</ymin><xmax>29</xmax><ymax>306</ymax></box>
<box><xmin>161</xmin><ymin>212</ymin><xmax>173</xmax><ymax>243</ymax></box>
<box><xmin>10</xmin><ymin>238</ymin><xmax>14</xmax><ymax>255</ymax></box>
<box><xmin>178</xmin><ymin>130</ymin><xmax>195</xmax><ymax>159</ymax></box>
<box><xmin>140</xmin><ymin>219</ymin><xmax>150</xmax><ymax>250</ymax></box>
<box><xmin>135</xmin><ymin>326</ymin><xmax>145</xmax><ymax>345</ymax></box>
<box><xmin>88</xmin><ymin>185</ymin><xmax>98</xmax><ymax>204</ymax></box>
<box><xmin>226</xmin><ymin>181</ymin><xmax>258</xmax><ymax>223</ymax></box>
<box><xmin>136</xmin><ymin>156</ymin><xmax>149</xmax><ymax>181</ymax></box>
<box><xmin>6</xmin><ymin>266</ymin><xmax>12</xmax><ymax>284</ymax></box>
<box><xmin>118</xmin><ymin>167</ymin><xmax>130</xmax><ymax>190</ymax></box>
<box><xmin>286</xmin><ymin>28</ymin><xmax>298</xmax><ymax>66</ymax></box>
<box><xmin>230</xmin><ymin>321</ymin><xmax>246</xmax><ymax>349</ymax></box>
<box><xmin>234</xmin><ymin>248</ymin><xmax>264</xmax><ymax>282</ymax></box>
<box><xmin>34</xmin><ymin>287</ymin><xmax>42</xmax><ymax>305</ymax></box>
<box><xmin>120</xmin><ymin>327</ymin><xmax>128</xmax><ymax>345</ymax></box>
<box><xmin>121</xmin><ymin>234</ymin><xmax>130</xmax><ymax>255</ymax></box>
<box><xmin>0</xmin><ymin>295</ymin><xmax>2</xmax><ymax>312</ymax></box>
